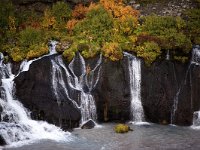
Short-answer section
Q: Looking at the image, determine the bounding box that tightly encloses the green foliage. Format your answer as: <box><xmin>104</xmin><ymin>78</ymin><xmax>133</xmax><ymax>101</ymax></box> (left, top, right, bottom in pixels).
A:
<box><xmin>0</xmin><ymin>1</ymin><xmax>197</xmax><ymax>65</ymax></box>
<box><xmin>0</xmin><ymin>0</ymin><xmax>14</xmax><ymax>29</ymax></box>
<box><xmin>51</xmin><ymin>1</ymin><xmax>72</xmax><ymax>24</ymax></box>
<box><xmin>26</xmin><ymin>43</ymin><xmax>48</xmax><ymax>60</ymax></box>
<box><xmin>174</xmin><ymin>56</ymin><xmax>188</xmax><ymax>63</ymax></box>
<box><xmin>140</xmin><ymin>15</ymin><xmax>192</xmax><ymax>52</ymax></box>
<box><xmin>135</xmin><ymin>41</ymin><xmax>161</xmax><ymax>65</ymax></box>
<box><xmin>184</xmin><ymin>9</ymin><xmax>200</xmax><ymax>45</ymax></box>
<box><xmin>102</xmin><ymin>42</ymin><xmax>123</xmax><ymax>61</ymax></box>
<box><xmin>63</xmin><ymin>44</ymin><xmax>77</xmax><ymax>62</ymax></box>
<box><xmin>74</xmin><ymin>6</ymin><xmax>114</xmax><ymax>45</ymax></box>
<box><xmin>19</xmin><ymin>27</ymin><xmax>44</xmax><ymax>47</ymax></box>
<box><xmin>114</xmin><ymin>124</ymin><xmax>130</xmax><ymax>133</ymax></box>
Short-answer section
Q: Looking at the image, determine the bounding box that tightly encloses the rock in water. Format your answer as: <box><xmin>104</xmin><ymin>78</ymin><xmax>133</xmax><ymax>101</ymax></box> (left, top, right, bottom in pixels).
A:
<box><xmin>0</xmin><ymin>135</ymin><xmax>6</xmax><ymax>146</ymax></box>
<box><xmin>81</xmin><ymin>119</ymin><xmax>96</xmax><ymax>129</ymax></box>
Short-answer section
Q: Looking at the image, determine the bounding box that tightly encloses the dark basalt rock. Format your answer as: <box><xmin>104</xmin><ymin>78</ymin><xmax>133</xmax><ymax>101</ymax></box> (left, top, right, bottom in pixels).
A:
<box><xmin>0</xmin><ymin>135</ymin><xmax>6</xmax><ymax>146</ymax></box>
<box><xmin>94</xmin><ymin>57</ymin><xmax>131</xmax><ymax>122</ymax></box>
<box><xmin>14</xmin><ymin>52</ymin><xmax>200</xmax><ymax>128</ymax></box>
<box><xmin>81</xmin><ymin>119</ymin><xmax>96</xmax><ymax>129</ymax></box>
<box><xmin>14</xmin><ymin>55</ymin><xmax>81</xmax><ymax>130</ymax></box>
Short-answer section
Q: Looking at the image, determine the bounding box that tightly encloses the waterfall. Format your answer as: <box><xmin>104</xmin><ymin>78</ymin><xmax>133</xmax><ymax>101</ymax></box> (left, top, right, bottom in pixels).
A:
<box><xmin>171</xmin><ymin>46</ymin><xmax>200</xmax><ymax>125</ymax></box>
<box><xmin>69</xmin><ymin>53</ymin><xmax>102</xmax><ymax>124</ymax></box>
<box><xmin>0</xmin><ymin>42</ymin><xmax>70</xmax><ymax>147</ymax></box>
<box><xmin>166</xmin><ymin>50</ymin><xmax>170</xmax><ymax>60</ymax></box>
<box><xmin>124</xmin><ymin>52</ymin><xmax>144</xmax><ymax>123</ymax></box>
<box><xmin>191</xmin><ymin>45</ymin><xmax>200</xmax><ymax>129</ymax></box>
<box><xmin>50</xmin><ymin>56</ymin><xmax>79</xmax><ymax>108</ymax></box>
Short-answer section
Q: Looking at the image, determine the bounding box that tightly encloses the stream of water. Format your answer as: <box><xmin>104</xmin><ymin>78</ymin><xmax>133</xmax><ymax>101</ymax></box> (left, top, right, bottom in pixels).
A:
<box><xmin>3</xmin><ymin>123</ymin><xmax>200</xmax><ymax>150</ymax></box>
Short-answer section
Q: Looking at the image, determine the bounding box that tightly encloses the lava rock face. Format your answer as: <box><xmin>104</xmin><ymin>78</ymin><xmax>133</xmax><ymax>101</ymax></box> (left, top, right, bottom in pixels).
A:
<box><xmin>14</xmin><ymin>53</ymin><xmax>200</xmax><ymax>128</ymax></box>
<box><xmin>141</xmin><ymin>60</ymin><xmax>200</xmax><ymax>125</ymax></box>
<box><xmin>14</xmin><ymin>55</ymin><xmax>81</xmax><ymax>130</ymax></box>
<box><xmin>93</xmin><ymin>57</ymin><xmax>131</xmax><ymax>122</ymax></box>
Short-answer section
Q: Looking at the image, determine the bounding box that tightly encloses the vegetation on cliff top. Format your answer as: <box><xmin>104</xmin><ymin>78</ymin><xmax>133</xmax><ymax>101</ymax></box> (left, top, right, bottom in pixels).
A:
<box><xmin>0</xmin><ymin>0</ymin><xmax>199</xmax><ymax>65</ymax></box>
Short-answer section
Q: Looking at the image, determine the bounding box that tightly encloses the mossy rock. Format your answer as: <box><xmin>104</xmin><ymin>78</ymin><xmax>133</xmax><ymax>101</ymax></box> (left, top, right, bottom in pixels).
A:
<box><xmin>114</xmin><ymin>124</ymin><xmax>133</xmax><ymax>133</ymax></box>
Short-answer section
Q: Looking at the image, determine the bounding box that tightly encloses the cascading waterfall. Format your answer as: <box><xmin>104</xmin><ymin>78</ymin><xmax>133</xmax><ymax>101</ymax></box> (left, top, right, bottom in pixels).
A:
<box><xmin>124</xmin><ymin>52</ymin><xmax>144</xmax><ymax>123</ymax></box>
<box><xmin>50</xmin><ymin>56</ymin><xmax>79</xmax><ymax>108</ymax></box>
<box><xmin>0</xmin><ymin>42</ymin><xmax>70</xmax><ymax>147</ymax></box>
<box><xmin>171</xmin><ymin>45</ymin><xmax>200</xmax><ymax>125</ymax></box>
<box><xmin>191</xmin><ymin>45</ymin><xmax>200</xmax><ymax>129</ymax></box>
<box><xmin>69</xmin><ymin>53</ymin><xmax>102</xmax><ymax>124</ymax></box>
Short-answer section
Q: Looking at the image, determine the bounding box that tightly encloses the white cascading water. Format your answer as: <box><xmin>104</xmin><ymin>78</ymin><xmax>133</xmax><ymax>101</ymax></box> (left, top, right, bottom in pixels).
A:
<box><xmin>69</xmin><ymin>53</ymin><xmax>102</xmax><ymax>124</ymax></box>
<box><xmin>51</xmin><ymin>56</ymin><xmax>79</xmax><ymax>108</ymax></box>
<box><xmin>124</xmin><ymin>52</ymin><xmax>145</xmax><ymax>123</ymax></box>
<box><xmin>171</xmin><ymin>46</ymin><xmax>200</xmax><ymax>125</ymax></box>
<box><xmin>0</xmin><ymin>41</ymin><xmax>70</xmax><ymax>147</ymax></box>
<box><xmin>191</xmin><ymin>45</ymin><xmax>200</xmax><ymax>129</ymax></box>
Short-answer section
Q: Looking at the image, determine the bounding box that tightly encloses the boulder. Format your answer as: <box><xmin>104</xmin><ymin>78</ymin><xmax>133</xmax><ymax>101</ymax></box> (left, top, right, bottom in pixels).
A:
<box><xmin>0</xmin><ymin>135</ymin><xmax>6</xmax><ymax>146</ymax></box>
<box><xmin>81</xmin><ymin>119</ymin><xmax>96</xmax><ymax>129</ymax></box>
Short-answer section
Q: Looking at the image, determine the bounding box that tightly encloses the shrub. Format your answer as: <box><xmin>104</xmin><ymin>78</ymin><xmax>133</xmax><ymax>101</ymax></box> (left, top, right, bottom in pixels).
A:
<box><xmin>74</xmin><ymin>6</ymin><xmax>114</xmax><ymax>45</ymax></box>
<box><xmin>114</xmin><ymin>124</ymin><xmax>130</xmax><ymax>133</ymax></box>
<box><xmin>102</xmin><ymin>42</ymin><xmax>123</xmax><ymax>61</ymax></box>
<box><xmin>19</xmin><ymin>27</ymin><xmax>44</xmax><ymax>47</ymax></box>
<box><xmin>140</xmin><ymin>15</ymin><xmax>192</xmax><ymax>53</ymax></box>
<box><xmin>100</xmin><ymin>0</ymin><xmax>139</xmax><ymax>18</ymax></box>
<box><xmin>184</xmin><ymin>9</ymin><xmax>200</xmax><ymax>45</ymax></box>
<box><xmin>63</xmin><ymin>43</ymin><xmax>77</xmax><ymax>62</ymax></box>
<box><xmin>26</xmin><ymin>43</ymin><xmax>48</xmax><ymax>60</ymax></box>
<box><xmin>42</xmin><ymin>9</ymin><xmax>57</xmax><ymax>30</ymax></box>
<box><xmin>51</xmin><ymin>1</ymin><xmax>72</xmax><ymax>24</ymax></box>
<box><xmin>72</xmin><ymin>4</ymin><xmax>88</xmax><ymax>19</ymax></box>
<box><xmin>10</xmin><ymin>47</ymin><xmax>26</xmax><ymax>62</ymax></box>
<box><xmin>135</xmin><ymin>41</ymin><xmax>161</xmax><ymax>65</ymax></box>
<box><xmin>0</xmin><ymin>1</ymin><xmax>14</xmax><ymax>29</ymax></box>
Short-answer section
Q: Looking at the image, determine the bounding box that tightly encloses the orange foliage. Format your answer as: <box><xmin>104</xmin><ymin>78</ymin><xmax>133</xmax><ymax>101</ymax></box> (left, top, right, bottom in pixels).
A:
<box><xmin>100</xmin><ymin>0</ymin><xmax>139</xmax><ymax>18</ymax></box>
<box><xmin>72</xmin><ymin>4</ymin><xmax>88</xmax><ymax>19</ymax></box>
<box><xmin>66</xmin><ymin>19</ymin><xmax>79</xmax><ymax>32</ymax></box>
<box><xmin>42</xmin><ymin>9</ymin><xmax>56</xmax><ymax>29</ymax></box>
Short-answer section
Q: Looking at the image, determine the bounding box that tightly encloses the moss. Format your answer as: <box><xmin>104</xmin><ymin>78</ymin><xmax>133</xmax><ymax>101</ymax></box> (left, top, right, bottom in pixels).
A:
<box><xmin>174</xmin><ymin>56</ymin><xmax>188</xmax><ymax>63</ymax></box>
<box><xmin>114</xmin><ymin>124</ymin><xmax>130</xmax><ymax>133</ymax></box>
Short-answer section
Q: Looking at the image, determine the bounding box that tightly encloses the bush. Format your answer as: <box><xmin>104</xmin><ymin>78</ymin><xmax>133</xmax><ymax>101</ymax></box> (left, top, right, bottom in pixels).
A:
<box><xmin>19</xmin><ymin>27</ymin><xmax>44</xmax><ymax>47</ymax></box>
<box><xmin>135</xmin><ymin>41</ymin><xmax>161</xmax><ymax>65</ymax></box>
<box><xmin>114</xmin><ymin>124</ymin><xmax>130</xmax><ymax>133</ymax></box>
<box><xmin>184</xmin><ymin>9</ymin><xmax>200</xmax><ymax>45</ymax></box>
<box><xmin>0</xmin><ymin>1</ymin><xmax>14</xmax><ymax>29</ymax></box>
<box><xmin>74</xmin><ymin>6</ymin><xmax>114</xmax><ymax>45</ymax></box>
<box><xmin>102</xmin><ymin>42</ymin><xmax>123</xmax><ymax>61</ymax></box>
<box><xmin>140</xmin><ymin>15</ymin><xmax>192</xmax><ymax>53</ymax></box>
<box><xmin>51</xmin><ymin>1</ymin><xmax>72</xmax><ymax>24</ymax></box>
<box><xmin>10</xmin><ymin>47</ymin><xmax>26</xmax><ymax>62</ymax></box>
<box><xmin>26</xmin><ymin>43</ymin><xmax>49</xmax><ymax>60</ymax></box>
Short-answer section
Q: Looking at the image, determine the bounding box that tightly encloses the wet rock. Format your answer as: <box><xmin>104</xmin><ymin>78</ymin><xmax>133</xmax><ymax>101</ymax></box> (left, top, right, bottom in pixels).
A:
<box><xmin>14</xmin><ymin>55</ymin><xmax>81</xmax><ymax>130</ymax></box>
<box><xmin>132</xmin><ymin>4</ymin><xmax>140</xmax><ymax>10</ymax></box>
<box><xmin>81</xmin><ymin>119</ymin><xmax>96</xmax><ymax>129</ymax></box>
<box><xmin>0</xmin><ymin>135</ymin><xmax>6</xmax><ymax>146</ymax></box>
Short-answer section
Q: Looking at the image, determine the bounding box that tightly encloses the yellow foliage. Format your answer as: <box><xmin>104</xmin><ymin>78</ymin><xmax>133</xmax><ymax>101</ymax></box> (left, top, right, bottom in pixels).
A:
<box><xmin>10</xmin><ymin>47</ymin><xmax>26</xmax><ymax>62</ymax></box>
<box><xmin>100</xmin><ymin>0</ymin><xmax>139</xmax><ymax>18</ymax></box>
<box><xmin>26</xmin><ymin>44</ymin><xmax>49</xmax><ymax>60</ymax></box>
<box><xmin>42</xmin><ymin>9</ymin><xmax>56</xmax><ymax>29</ymax></box>
<box><xmin>8</xmin><ymin>16</ymin><xmax>16</xmax><ymax>32</ymax></box>
<box><xmin>66</xmin><ymin>19</ymin><xmax>79</xmax><ymax>32</ymax></box>
<box><xmin>72</xmin><ymin>4</ymin><xmax>88</xmax><ymax>19</ymax></box>
<box><xmin>102</xmin><ymin>42</ymin><xmax>123</xmax><ymax>61</ymax></box>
